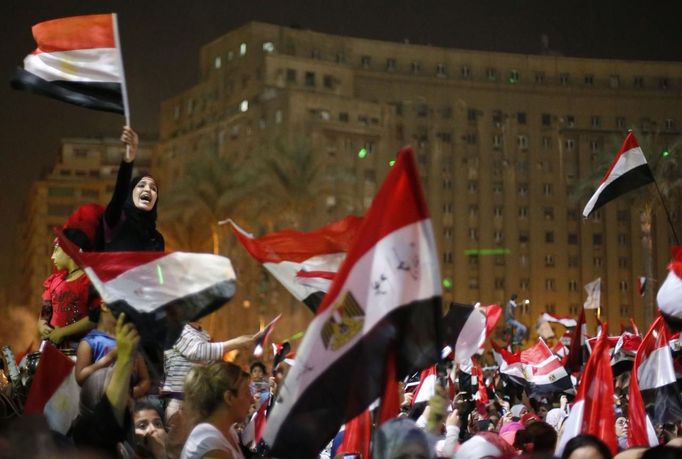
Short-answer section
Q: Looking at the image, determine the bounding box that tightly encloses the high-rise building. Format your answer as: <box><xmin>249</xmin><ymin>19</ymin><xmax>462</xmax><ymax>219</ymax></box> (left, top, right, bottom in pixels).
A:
<box><xmin>16</xmin><ymin>137</ymin><xmax>153</xmax><ymax>309</ymax></box>
<box><xmin>154</xmin><ymin>22</ymin><xmax>682</xmax><ymax>340</ymax></box>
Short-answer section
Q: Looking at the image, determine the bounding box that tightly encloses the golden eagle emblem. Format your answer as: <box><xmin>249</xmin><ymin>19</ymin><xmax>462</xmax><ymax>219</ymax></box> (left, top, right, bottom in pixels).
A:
<box><xmin>321</xmin><ymin>292</ymin><xmax>365</xmax><ymax>351</ymax></box>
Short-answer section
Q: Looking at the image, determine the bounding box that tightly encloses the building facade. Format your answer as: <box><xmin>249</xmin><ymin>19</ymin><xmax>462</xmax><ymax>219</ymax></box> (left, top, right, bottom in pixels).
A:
<box><xmin>154</xmin><ymin>22</ymin><xmax>682</xmax><ymax>340</ymax></box>
<box><xmin>16</xmin><ymin>137</ymin><xmax>153</xmax><ymax>309</ymax></box>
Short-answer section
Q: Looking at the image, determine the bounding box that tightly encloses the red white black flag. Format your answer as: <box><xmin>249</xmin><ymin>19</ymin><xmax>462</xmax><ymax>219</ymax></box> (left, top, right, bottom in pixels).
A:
<box><xmin>556</xmin><ymin>326</ymin><xmax>618</xmax><ymax>456</ymax></box>
<box><xmin>628</xmin><ymin>316</ymin><xmax>682</xmax><ymax>447</ymax></box>
<box><xmin>12</xmin><ymin>14</ymin><xmax>126</xmax><ymax>114</ymax></box>
<box><xmin>229</xmin><ymin>216</ymin><xmax>362</xmax><ymax>312</ymax></box>
<box><xmin>582</xmin><ymin>132</ymin><xmax>654</xmax><ymax>217</ymax></box>
<box><xmin>261</xmin><ymin>147</ymin><xmax>442</xmax><ymax>458</ymax></box>
<box><xmin>657</xmin><ymin>246</ymin><xmax>682</xmax><ymax>331</ymax></box>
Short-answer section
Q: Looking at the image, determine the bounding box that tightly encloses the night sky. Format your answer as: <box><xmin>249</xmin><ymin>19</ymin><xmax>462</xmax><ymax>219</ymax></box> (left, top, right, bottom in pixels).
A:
<box><xmin>1</xmin><ymin>0</ymin><xmax>681</xmax><ymax>295</ymax></box>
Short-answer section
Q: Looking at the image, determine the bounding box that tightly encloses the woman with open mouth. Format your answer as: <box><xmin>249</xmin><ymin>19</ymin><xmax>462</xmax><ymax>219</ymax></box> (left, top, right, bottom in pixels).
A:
<box><xmin>101</xmin><ymin>126</ymin><xmax>164</xmax><ymax>252</ymax></box>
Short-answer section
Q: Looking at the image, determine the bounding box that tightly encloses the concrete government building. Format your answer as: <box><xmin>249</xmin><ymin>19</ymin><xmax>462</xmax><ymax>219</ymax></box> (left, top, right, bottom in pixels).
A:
<box><xmin>153</xmin><ymin>22</ymin><xmax>681</xmax><ymax>341</ymax></box>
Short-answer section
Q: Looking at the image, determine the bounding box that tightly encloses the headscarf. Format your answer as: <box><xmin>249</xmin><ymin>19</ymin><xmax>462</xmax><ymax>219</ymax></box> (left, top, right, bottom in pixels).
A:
<box><xmin>545</xmin><ymin>408</ymin><xmax>568</xmax><ymax>432</ymax></box>
<box><xmin>374</xmin><ymin>418</ymin><xmax>434</xmax><ymax>459</ymax></box>
<box><xmin>510</xmin><ymin>404</ymin><xmax>526</xmax><ymax>418</ymax></box>
<box><xmin>123</xmin><ymin>175</ymin><xmax>159</xmax><ymax>240</ymax></box>
<box><xmin>454</xmin><ymin>432</ymin><xmax>516</xmax><ymax>459</ymax></box>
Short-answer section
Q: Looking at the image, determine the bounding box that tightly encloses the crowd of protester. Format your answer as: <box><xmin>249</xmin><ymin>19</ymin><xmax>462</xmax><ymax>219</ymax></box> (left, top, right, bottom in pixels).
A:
<box><xmin>1</xmin><ymin>126</ymin><xmax>681</xmax><ymax>458</ymax></box>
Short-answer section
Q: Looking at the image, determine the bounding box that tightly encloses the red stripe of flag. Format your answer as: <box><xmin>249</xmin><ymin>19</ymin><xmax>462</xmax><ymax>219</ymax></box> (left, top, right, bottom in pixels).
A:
<box><xmin>24</xmin><ymin>343</ymin><xmax>74</xmax><ymax>415</ymax></box>
<box><xmin>32</xmin><ymin>14</ymin><xmax>115</xmax><ymax>54</ymax></box>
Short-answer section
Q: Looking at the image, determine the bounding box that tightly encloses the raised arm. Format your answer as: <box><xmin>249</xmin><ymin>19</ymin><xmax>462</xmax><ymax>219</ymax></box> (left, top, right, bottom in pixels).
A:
<box><xmin>104</xmin><ymin>127</ymin><xmax>138</xmax><ymax>227</ymax></box>
<box><xmin>106</xmin><ymin>313</ymin><xmax>139</xmax><ymax>426</ymax></box>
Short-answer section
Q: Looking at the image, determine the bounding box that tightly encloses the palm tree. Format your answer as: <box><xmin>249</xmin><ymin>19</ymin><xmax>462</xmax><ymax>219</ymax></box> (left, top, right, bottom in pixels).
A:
<box><xmin>158</xmin><ymin>149</ymin><xmax>259</xmax><ymax>255</ymax></box>
<box><xmin>572</xmin><ymin>128</ymin><xmax>682</xmax><ymax>326</ymax></box>
<box><xmin>251</xmin><ymin>137</ymin><xmax>357</xmax><ymax>232</ymax></box>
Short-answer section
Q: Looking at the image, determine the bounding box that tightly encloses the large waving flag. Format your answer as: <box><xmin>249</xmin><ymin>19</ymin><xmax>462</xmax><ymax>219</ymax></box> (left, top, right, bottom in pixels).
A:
<box><xmin>565</xmin><ymin>307</ymin><xmax>586</xmax><ymax>373</ymax></box>
<box><xmin>55</xmin><ymin>229</ymin><xmax>237</xmax><ymax>375</ymax></box>
<box><xmin>12</xmin><ymin>14</ymin><xmax>126</xmax><ymax>114</ymax></box>
<box><xmin>540</xmin><ymin>312</ymin><xmax>578</xmax><ymax>328</ymax></box>
<box><xmin>583</xmin><ymin>278</ymin><xmax>601</xmax><ymax>310</ymax></box>
<box><xmin>657</xmin><ymin>246</ymin><xmax>682</xmax><ymax>331</ymax></box>
<box><xmin>24</xmin><ymin>343</ymin><xmax>80</xmax><ymax>434</ymax></box>
<box><xmin>262</xmin><ymin>147</ymin><xmax>442</xmax><ymax>458</ymax></box>
<box><xmin>556</xmin><ymin>326</ymin><xmax>617</xmax><ymax>456</ymax></box>
<box><xmin>229</xmin><ymin>216</ymin><xmax>362</xmax><ymax>312</ymax></box>
<box><xmin>492</xmin><ymin>339</ymin><xmax>573</xmax><ymax>395</ymax></box>
<box><xmin>442</xmin><ymin>302</ymin><xmax>501</xmax><ymax>364</ymax></box>
<box><xmin>583</xmin><ymin>132</ymin><xmax>654</xmax><ymax>217</ymax></box>
<box><xmin>628</xmin><ymin>316</ymin><xmax>682</xmax><ymax>448</ymax></box>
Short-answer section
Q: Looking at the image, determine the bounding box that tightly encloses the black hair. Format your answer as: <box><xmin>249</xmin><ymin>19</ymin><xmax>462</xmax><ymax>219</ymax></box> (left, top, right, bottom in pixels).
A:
<box><xmin>133</xmin><ymin>397</ymin><xmax>165</xmax><ymax>424</ymax></box>
<box><xmin>63</xmin><ymin>227</ymin><xmax>92</xmax><ymax>251</ymax></box>
<box><xmin>250</xmin><ymin>361</ymin><xmax>267</xmax><ymax>374</ymax></box>
<box><xmin>560</xmin><ymin>434</ymin><xmax>612</xmax><ymax>459</ymax></box>
<box><xmin>641</xmin><ymin>445</ymin><xmax>682</xmax><ymax>459</ymax></box>
<box><xmin>526</xmin><ymin>421</ymin><xmax>558</xmax><ymax>453</ymax></box>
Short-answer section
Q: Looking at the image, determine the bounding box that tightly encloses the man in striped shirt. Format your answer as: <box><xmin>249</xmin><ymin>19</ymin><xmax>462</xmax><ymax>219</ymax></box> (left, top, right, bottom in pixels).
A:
<box><xmin>161</xmin><ymin>322</ymin><xmax>260</xmax><ymax>421</ymax></box>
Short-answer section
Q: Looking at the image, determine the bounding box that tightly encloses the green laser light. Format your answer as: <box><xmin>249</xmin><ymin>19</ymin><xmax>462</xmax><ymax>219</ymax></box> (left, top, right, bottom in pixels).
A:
<box><xmin>358</xmin><ymin>148</ymin><xmax>368</xmax><ymax>158</ymax></box>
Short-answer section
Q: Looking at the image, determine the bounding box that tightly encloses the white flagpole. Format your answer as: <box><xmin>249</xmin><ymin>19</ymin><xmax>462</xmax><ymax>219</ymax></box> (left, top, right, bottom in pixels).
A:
<box><xmin>111</xmin><ymin>13</ymin><xmax>131</xmax><ymax>125</ymax></box>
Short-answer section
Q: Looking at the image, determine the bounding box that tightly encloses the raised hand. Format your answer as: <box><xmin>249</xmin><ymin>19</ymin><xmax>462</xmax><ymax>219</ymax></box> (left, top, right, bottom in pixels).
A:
<box><xmin>120</xmin><ymin>126</ymin><xmax>139</xmax><ymax>163</ymax></box>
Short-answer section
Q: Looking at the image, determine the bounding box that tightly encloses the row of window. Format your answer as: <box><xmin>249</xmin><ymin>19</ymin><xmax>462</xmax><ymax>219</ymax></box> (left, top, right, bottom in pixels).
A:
<box><xmin>461</xmin><ymin>277</ymin><xmax>633</xmax><ymax>294</ymax></box>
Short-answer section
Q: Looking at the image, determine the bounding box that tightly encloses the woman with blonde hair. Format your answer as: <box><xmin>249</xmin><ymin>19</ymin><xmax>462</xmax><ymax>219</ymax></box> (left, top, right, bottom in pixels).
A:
<box><xmin>180</xmin><ymin>362</ymin><xmax>252</xmax><ymax>459</ymax></box>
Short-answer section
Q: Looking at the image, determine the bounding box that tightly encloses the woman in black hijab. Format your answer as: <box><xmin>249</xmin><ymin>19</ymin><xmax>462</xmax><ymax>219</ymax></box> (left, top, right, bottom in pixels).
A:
<box><xmin>102</xmin><ymin>127</ymin><xmax>164</xmax><ymax>252</ymax></box>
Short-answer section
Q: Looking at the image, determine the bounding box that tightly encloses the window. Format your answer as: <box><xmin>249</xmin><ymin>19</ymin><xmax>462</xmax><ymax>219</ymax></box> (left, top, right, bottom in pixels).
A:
<box><xmin>469</xmin><ymin>228</ymin><xmax>478</xmax><ymax>241</ymax></box>
<box><xmin>468</xmin><ymin>205</ymin><xmax>478</xmax><ymax>217</ymax></box>
<box><xmin>620</xmin><ymin>305</ymin><xmax>631</xmax><ymax>316</ymax></box>
<box><xmin>543</xmin><ymin>207</ymin><xmax>554</xmax><ymax>220</ymax></box>
<box><xmin>323</xmin><ymin>75</ymin><xmax>335</xmax><ymax>89</ymax></box>
<box><xmin>286</xmin><ymin>68</ymin><xmax>296</xmax><ymax>82</ymax></box>
<box><xmin>542</xmin><ymin>136</ymin><xmax>552</xmax><ymax>149</ymax></box>
<box><xmin>443</xmin><ymin>252</ymin><xmax>453</xmax><ymax>264</ymax></box>
<box><xmin>443</xmin><ymin>202</ymin><xmax>453</xmax><ymax>213</ymax></box>
<box><xmin>618</xmin><ymin>233</ymin><xmax>628</xmax><ymax>246</ymax></box>
<box><xmin>469</xmin><ymin>277</ymin><xmax>479</xmax><ymax>289</ymax></box>
<box><xmin>494</xmin><ymin>206</ymin><xmax>503</xmax><ymax>217</ymax></box>
<box><xmin>492</xmin><ymin>182</ymin><xmax>503</xmax><ymax>194</ymax></box>
<box><xmin>311</xmin><ymin>49</ymin><xmax>321</xmax><ymax>59</ymax></box>
<box><xmin>214</xmin><ymin>56</ymin><xmax>221</xmax><ymax>69</ymax></box>
<box><xmin>594</xmin><ymin>257</ymin><xmax>603</xmax><ymax>268</ymax></box>
<box><xmin>495</xmin><ymin>255</ymin><xmax>506</xmax><ymax>266</ymax></box>
<box><xmin>546</xmin><ymin>279</ymin><xmax>556</xmax><ymax>291</ymax></box>
<box><xmin>591</xmin><ymin>116</ymin><xmax>601</xmax><ymax>128</ymax></box>
<box><xmin>620</xmin><ymin>280</ymin><xmax>629</xmax><ymax>292</ymax></box>
<box><xmin>590</xmin><ymin>139</ymin><xmax>600</xmax><ymax>153</ymax></box>
<box><xmin>518</xmin><ymin>183</ymin><xmax>528</xmax><ymax>196</ymax></box>
<box><xmin>541</xmin><ymin>113</ymin><xmax>551</xmax><ymax>126</ymax></box>
<box><xmin>443</xmin><ymin>227</ymin><xmax>453</xmax><ymax>240</ymax></box>
<box><xmin>545</xmin><ymin>254</ymin><xmax>555</xmax><ymax>267</ymax></box>
<box><xmin>518</xmin><ymin>207</ymin><xmax>528</xmax><ymax>218</ymax></box>
<box><xmin>560</xmin><ymin>73</ymin><xmax>570</xmax><ymax>85</ymax></box>
<box><xmin>486</xmin><ymin>67</ymin><xmax>497</xmax><ymax>81</ymax></box>
<box><xmin>509</xmin><ymin>70</ymin><xmax>519</xmax><ymax>84</ymax></box>
<box><xmin>275</xmin><ymin>109</ymin><xmax>283</xmax><ymax>124</ymax></box>
<box><xmin>495</xmin><ymin>278</ymin><xmax>505</xmax><ymax>289</ymax></box>
<box><xmin>546</xmin><ymin>303</ymin><xmax>556</xmax><ymax>314</ymax></box>
<box><xmin>336</xmin><ymin>52</ymin><xmax>346</xmax><ymax>63</ymax></box>
<box><xmin>535</xmin><ymin>72</ymin><xmax>546</xmax><ymax>84</ymax></box>
<box><xmin>48</xmin><ymin>186</ymin><xmax>74</xmax><ymax>197</ymax></box>
<box><xmin>593</xmin><ymin>234</ymin><xmax>603</xmax><ymax>245</ymax></box>
<box><xmin>239</xmin><ymin>42</ymin><xmax>247</xmax><ymax>56</ymax></box>
<box><xmin>494</xmin><ymin>231</ymin><xmax>504</xmax><ymax>242</ymax></box>
<box><xmin>569</xmin><ymin>304</ymin><xmax>580</xmax><ymax>315</ymax></box>
<box><xmin>386</xmin><ymin>58</ymin><xmax>396</xmax><ymax>71</ymax></box>
<box><xmin>339</xmin><ymin>112</ymin><xmax>349</xmax><ymax>122</ymax></box>
<box><xmin>543</xmin><ymin>183</ymin><xmax>553</xmax><ymax>196</ymax></box>
<box><xmin>468</xmin><ymin>181</ymin><xmax>478</xmax><ymax>193</ymax></box>
<box><xmin>467</xmin><ymin>109</ymin><xmax>478</xmax><ymax>122</ymax></box>
<box><xmin>659</xmin><ymin>78</ymin><xmax>669</xmax><ymax>89</ymax></box>
<box><xmin>568</xmin><ymin>280</ymin><xmax>578</xmax><ymax>292</ymax></box>
<box><xmin>545</xmin><ymin>231</ymin><xmax>555</xmax><ymax>243</ymax></box>
<box><xmin>461</xmin><ymin>65</ymin><xmax>471</xmax><ymax>79</ymax></box>
<box><xmin>469</xmin><ymin>255</ymin><xmax>479</xmax><ymax>266</ymax></box>
<box><xmin>493</xmin><ymin>134</ymin><xmax>502</xmax><ymax>149</ymax></box>
<box><xmin>411</xmin><ymin>61</ymin><xmax>421</xmax><ymax>74</ymax></box>
<box><xmin>616</xmin><ymin>116</ymin><xmax>625</xmax><ymax>129</ymax></box>
<box><xmin>304</xmin><ymin>71</ymin><xmax>316</xmax><ymax>87</ymax></box>
<box><xmin>565</xmin><ymin>139</ymin><xmax>575</xmax><ymax>151</ymax></box>
<box><xmin>520</xmin><ymin>279</ymin><xmax>530</xmax><ymax>291</ymax></box>
<box><xmin>568</xmin><ymin>256</ymin><xmax>579</xmax><ymax>268</ymax></box>
<box><xmin>566</xmin><ymin>115</ymin><xmax>575</xmax><ymax>127</ymax></box>
<box><xmin>567</xmin><ymin>209</ymin><xmax>579</xmax><ymax>221</ymax></box>
<box><xmin>519</xmin><ymin>232</ymin><xmax>529</xmax><ymax>243</ymax></box>
<box><xmin>665</xmin><ymin>118</ymin><xmax>675</xmax><ymax>130</ymax></box>
<box><xmin>584</xmin><ymin>74</ymin><xmax>594</xmax><ymax>86</ymax></box>
<box><xmin>173</xmin><ymin>105</ymin><xmax>180</xmax><ymax>120</ymax></box>
<box><xmin>568</xmin><ymin>233</ymin><xmax>578</xmax><ymax>244</ymax></box>
<box><xmin>633</xmin><ymin>76</ymin><xmax>644</xmax><ymax>88</ymax></box>
<box><xmin>609</xmin><ymin>75</ymin><xmax>620</xmax><ymax>88</ymax></box>
<box><xmin>618</xmin><ymin>257</ymin><xmax>629</xmax><ymax>269</ymax></box>
<box><xmin>517</xmin><ymin>135</ymin><xmax>528</xmax><ymax>150</ymax></box>
<box><xmin>262</xmin><ymin>41</ymin><xmax>275</xmax><ymax>53</ymax></box>
<box><xmin>442</xmin><ymin>179</ymin><xmax>452</xmax><ymax>190</ymax></box>
<box><xmin>436</xmin><ymin>63</ymin><xmax>447</xmax><ymax>77</ymax></box>
<box><xmin>517</xmin><ymin>112</ymin><xmax>527</xmax><ymax>124</ymax></box>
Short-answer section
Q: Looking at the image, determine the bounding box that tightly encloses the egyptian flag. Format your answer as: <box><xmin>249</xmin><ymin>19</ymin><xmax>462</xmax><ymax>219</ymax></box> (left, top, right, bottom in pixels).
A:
<box><xmin>565</xmin><ymin>308</ymin><xmax>586</xmax><ymax>374</ymax></box>
<box><xmin>24</xmin><ymin>343</ymin><xmax>80</xmax><ymax>434</ymax></box>
<box><xmin>638</xmin><ymin>276</ymin><xmax>648</xmax><ymax>297</ymax></box>
<box><xmin>262</xmin><ymin>147</ymin><xmax>442</xmax><ymax>458</ymax></box>
<box><xmin>229</xmin><ymin>216</ymin><xmax>362</xmax><ymax>312</ymax></box>
<box><xmin>55</xmin><ymin>228</ymin><xmax>236</xmax><ymax>355</ymax></box>
<box><xmin>336</xmin><ymin>410</ymin><xmax>371</xmax><ymax>459</ymax></box>
<box><xmin>471</xmin><ymin>359</ymin><xmax>489</xmax><ymax>414</ymax></box>
<box><xmin>556</xmin><ymin>326</ymin><xmax>617</xmax><ymax>456</ymax></box>
<box><xmin>540</xmin><ymin>312</ymin><xmax>577</xmax><ymax>328</ymax></box>
<box><xmin>412</xmin><ymin>365</ymin><xmax>438</xmax><ymax>405</ymax></box>
<box><xmin>442</xmin><ymin>302</ymin><xmax>500</xmax><ymax>364</ymax></box>
<box><xmin>657</xmin><ymin>246</ymin><xmax>682</xmax><ymax>331</ymax></box>
<box><xmin>610</xmin><ymin>333</ymin><xmax>642</xmax><ymax>376</ymax></box>
<box><xmin>583</xmin><ymin>132</ymin><xmax>654</xmax><ymax>217</ymax></box>
<box><xmin>492</xmin><ymin>340</ymin><xmax>573</xmax><ymax>395</ymax></box>
<box><xmin>628</xmin><ymin>316</ymin><xmax>682</xmax><ymax>446</ymax></box>
<box><xmin>12</xmin><ymin>14</ymin><xmax>126</xmax><ymax>114</ymax></box>
<box><xmin>552</xmin><ymin>341</ymin><xmax>569</xmax><ymax>365</ymax></box>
